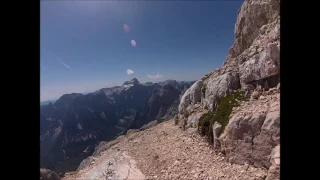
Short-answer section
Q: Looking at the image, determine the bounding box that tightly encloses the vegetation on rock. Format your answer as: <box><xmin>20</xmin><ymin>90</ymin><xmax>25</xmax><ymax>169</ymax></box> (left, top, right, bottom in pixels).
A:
<box><xmin>198</xmin><ymin>90</ymin><xmax>247</xmax><ymax>144</ymax></box>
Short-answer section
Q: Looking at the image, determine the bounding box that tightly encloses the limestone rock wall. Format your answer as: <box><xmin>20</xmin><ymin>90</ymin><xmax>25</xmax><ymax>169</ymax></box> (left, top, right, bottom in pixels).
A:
<box><xmin>177</xmin><ymin>0</ymin><xmax>280</xmax><ymax>179</ymax></box>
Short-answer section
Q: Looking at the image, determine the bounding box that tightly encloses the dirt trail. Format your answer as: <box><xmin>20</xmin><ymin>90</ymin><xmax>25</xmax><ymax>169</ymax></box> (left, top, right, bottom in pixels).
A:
<box><xmin>63</xmin><ymin>150</ymin><xmax>144</xmax><ymax>180</ymax></box>
<box><xmin>63</xmin><ymin>119</ymin><xmax>267</xmax><ymax>180</ymax></box>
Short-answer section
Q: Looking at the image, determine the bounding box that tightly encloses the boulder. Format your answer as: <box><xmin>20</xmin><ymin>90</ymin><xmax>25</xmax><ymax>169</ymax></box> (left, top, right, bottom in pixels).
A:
<box><xmin>251</xmin><ymin>90</ymin><xmax>260</xmax><ymax>99</ymax></box>
<box><xmin>179</xmin><ymin>80</ymin><xmax>203</xmax><ymax>114</ymax></box>
<box><xmin>220</xmin><ymin>107</ymin><xmax>280</xmax><ymax>168</ymax></box>
<box><xmin>186</xmin><ymin>110</ymin><xmax>208</xmax><ymax>128</ymax></box>
<box><xmin>202</xmin><ymin>73</ymin><xmax>240</xmax><ymax>110</ymax></box>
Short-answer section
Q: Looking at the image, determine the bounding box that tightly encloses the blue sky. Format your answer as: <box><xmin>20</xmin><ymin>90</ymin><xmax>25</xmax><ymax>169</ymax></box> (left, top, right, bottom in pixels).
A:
<box><xmin>40</xmin><ymin>0</ymin><xmax>242</xmax><ymax>101</ymax></box>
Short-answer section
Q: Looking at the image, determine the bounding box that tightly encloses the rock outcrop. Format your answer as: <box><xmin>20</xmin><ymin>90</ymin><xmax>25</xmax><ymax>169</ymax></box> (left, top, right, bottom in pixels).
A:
<box><xmin>239</xmin><ymin>42</ymin><xmax>280</xmax><ymax>87</ymax></box>
<box><xmin>177</xmin><ymin>0</ymin><xmax>280</xmax><ymax>179</ymax></box>
<box><xmin>179</xmin><ymin>80</ymin><xmax>203</xmax><ymax>114</ymax></box>
<box><xmin>186</xmin><ymin>110</ymin><xmax>208</xmax><ymax>128</ymax></box>
<box><xmin>220</xmin><ymin>90</ymin><xmax>280</xmax><ymax>168</ymax></box>
<box><xmin>227</xmin><ymin>0</ymin><xmax>280</xmax><ymax>59</ymax></box>
<box><xmin>202</xmin><ymin>73</ymin><xmax>240</xmax><ymax>111</ymax></box>
<box><xmin>179</xmin><ymin>0</ymin><xmax>280</xmax><ymax>121</ymax></box>
<box><xmin>178</xmin><ymin>0</ymin><xmax>280</xmax><ymax>128</ymax></box>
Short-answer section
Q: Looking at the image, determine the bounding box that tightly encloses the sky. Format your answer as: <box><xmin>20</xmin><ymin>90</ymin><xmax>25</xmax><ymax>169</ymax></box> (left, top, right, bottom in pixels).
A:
<box><xmin>40</xmin><ymin>0</ymin><xmax>243</xmax><ymax>102</ymax></box>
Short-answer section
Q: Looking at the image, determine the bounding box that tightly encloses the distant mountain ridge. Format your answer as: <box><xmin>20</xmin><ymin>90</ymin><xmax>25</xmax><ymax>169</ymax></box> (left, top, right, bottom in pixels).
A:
<box><xmin>40</xmin><ymin>99</ymin><xmax>56</xmax><ymax>106</ymax></box>
<box><xmin>40</xmin><ymin>78</ymin><xmax>195</xmax><ymax>174</ymax></box>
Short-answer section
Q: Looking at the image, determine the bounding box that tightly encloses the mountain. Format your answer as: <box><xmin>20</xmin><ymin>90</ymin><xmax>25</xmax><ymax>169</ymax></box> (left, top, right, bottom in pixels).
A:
<box><xmin>40</xmin><ymin>78</ymin><xmax>195</xmax><ymax>174</ymax></box>
<box><xmin>46</xmin><ymin>0</ymin><xmax>281</xmax><ymax>179</ymax></box>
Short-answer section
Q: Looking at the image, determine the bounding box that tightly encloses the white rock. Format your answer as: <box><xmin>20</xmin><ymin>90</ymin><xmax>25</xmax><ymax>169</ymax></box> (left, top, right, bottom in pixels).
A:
<box><xmin>179</xmin><ymin>80</ymin><xmax>203</xmax><ymax>114</ymax></box>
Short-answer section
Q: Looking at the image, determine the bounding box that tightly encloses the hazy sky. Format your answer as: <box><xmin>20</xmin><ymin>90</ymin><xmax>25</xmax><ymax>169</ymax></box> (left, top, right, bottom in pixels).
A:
<box><xmin>40</xmin><ymin>0</ymin><xmax>242</xmax><ymax>101</ymax></box>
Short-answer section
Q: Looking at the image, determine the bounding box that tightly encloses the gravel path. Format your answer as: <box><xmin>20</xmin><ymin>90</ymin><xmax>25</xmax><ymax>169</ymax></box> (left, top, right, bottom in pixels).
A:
<box><xmin>63</xmin><ymin>119</ymin><xmax>267</xmax><ymax>180</ymax></box>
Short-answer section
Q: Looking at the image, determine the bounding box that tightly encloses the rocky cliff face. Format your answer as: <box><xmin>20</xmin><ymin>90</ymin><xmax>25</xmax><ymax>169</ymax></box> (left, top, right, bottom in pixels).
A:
<box><xmin>40</xmin><ymin>78</ymin><xmax>194</xmax><ymax>175</ymax></box>
<box><xmin>178</xmin><ymin>0</ymin><xmax>280</xmax><ymax>179</ymax></box>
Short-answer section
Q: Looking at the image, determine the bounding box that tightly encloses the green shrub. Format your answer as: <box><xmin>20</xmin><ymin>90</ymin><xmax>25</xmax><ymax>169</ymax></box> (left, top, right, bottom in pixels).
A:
<box><xmin>198</xmin><ymin>90</ymin><xmax>248</xmax><ymax>144</ymax></box>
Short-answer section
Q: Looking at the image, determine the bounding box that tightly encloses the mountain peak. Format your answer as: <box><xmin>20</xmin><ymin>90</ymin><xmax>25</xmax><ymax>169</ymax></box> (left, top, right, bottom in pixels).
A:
<box><xmin>123</xmin><ymin>78</ymin><xmax>140</xmax><ymax>86</ymax></box>
<box><xmin>131</xmin><ymin>78</ymin><xmax>139</xmax><ymax>84</ymax></box>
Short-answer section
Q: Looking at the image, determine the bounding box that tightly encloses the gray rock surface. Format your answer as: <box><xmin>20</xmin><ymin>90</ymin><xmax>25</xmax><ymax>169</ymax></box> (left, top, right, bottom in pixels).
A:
<box><xmin>76</xmin><ymin>151</ymin><xmax>145</xmax><ymax>180</ymax></box>
<box><xmin>227</xmin><ymin>0</ymin><xmax>280</xmax><ymax>59</ymax></box>
<box><xmin>178</xmin><ymin>0</ymin><xmax>280</xmax><ymax>134</ymax></box>
<box><xmin>266</xmin><ymin>145</ymin><xmax>280</xmax><ymax>180</ymax></box>
<box><xmin>212</xmin><ymin>121</ymin><xmax>222</xmax><ymax>139</ymax></box>
<box><xmin>220</xmin><ymin>92</ymin><xmax>280</xmax><ymax>169</ymax></box>
<box><xmin>239</xmin><ymin>43</ymin><xmax>280</xmax><ymax>86</ymax></box>
<box><xmin>179</xmin><ymin>80</ymin><xmax>203</xmax><ymax>114</ymax></box>
<box><xmin>212</xmin><ymin>122</ymin><xmax>222</xmax><ymax>151</ymax></box>
<box><xmin>186</xmin><ymin>110</ymin><xmax>207</xmax><ymax>128</ymax></box>
<box><xmin>177</xmin><ymin>0</ymin><xmax>281</xmax><ymax>172</ymax></box>
<box><xmin>202</xmin><ymin>73</ymin><xmax>240</xmax><ymax>110</ymax></box>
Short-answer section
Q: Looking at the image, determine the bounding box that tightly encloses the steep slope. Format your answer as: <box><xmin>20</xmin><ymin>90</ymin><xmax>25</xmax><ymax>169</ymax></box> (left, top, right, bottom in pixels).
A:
<box><xmin>40</xmin><ymin>78</ymin><xmax>194</xmax><ymax>175</ymax></box>
<box><xmin>129</xmin><ymin>84</ymin><xmax>181</xmax><ymax>129</ymax></box>
<box><xmin>177</xmin><ymin>0</ymin><xmax>280</xmax><ymax>179</ymax></box>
